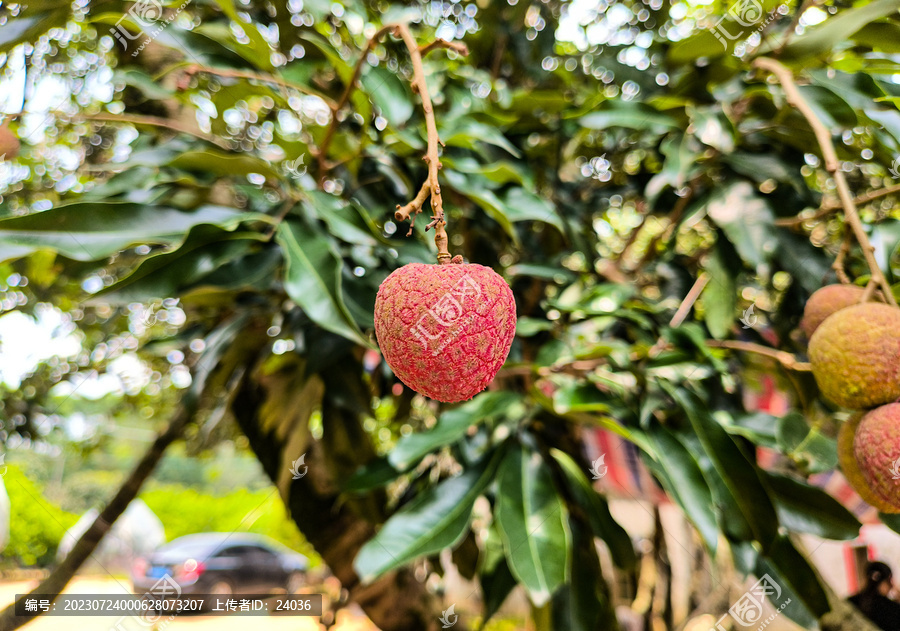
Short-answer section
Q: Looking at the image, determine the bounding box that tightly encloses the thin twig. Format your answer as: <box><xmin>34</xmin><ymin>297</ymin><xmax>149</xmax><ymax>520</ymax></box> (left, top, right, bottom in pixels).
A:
<box><xmin>315</xmin><ymin>24</ymin><xmax>395</xmax><ymax>182</ymax></box>
<box><xmin>77</xmin><ymin>112</ymin><xmax>231</xmax><ymax>150</ymax></box>
<box><xmin>833</xmin><ymin>232</ymin><xmax>852</xmax><ymax>284</ymax></box>
<box><xmin>419</xmin><ymin>39</ymin><xmax>469</xmax><ymax>56</ymax></box>
<box><xmin>774</xmin><ymin>183</ymin><xmax>900</xmax><ymax>227</ymax></box>
<box><xmin>706</xmin><ymin>340</ymin><xmax>812</xmax><ymax>371</ymax></box>
<box><xmin>184</xmin><ymin>65</ymin><xmax>337</xmax><ymax>108</ymax></box>
<box><xmin>395</xmin><ymin>23</ymin><xmax>463</xmax><ymax>264</ymax></box>
<box><xmin>669</xmin><ymin>273</ymin><xmax>710</xmax><ymax>328</ymax></box>
<box><xmin>754</xmin><ymin>57</ymin><xmax>898</xmax><ymax>308</ymax></box>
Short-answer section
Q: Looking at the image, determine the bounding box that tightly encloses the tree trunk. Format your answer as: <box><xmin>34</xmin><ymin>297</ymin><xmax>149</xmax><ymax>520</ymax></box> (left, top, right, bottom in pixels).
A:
<box><xmin>0</xmin><ymin>404</ymin><xmax>193</xmax><ymax>631</ymax></box>
<box><xmin>231</xmin><ymin>354</ymin><xmax>457</xmax><ymax>631</ymax></box>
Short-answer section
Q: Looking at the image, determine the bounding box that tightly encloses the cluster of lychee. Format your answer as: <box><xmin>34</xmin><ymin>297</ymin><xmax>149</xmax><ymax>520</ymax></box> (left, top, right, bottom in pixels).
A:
<box><xmin>803</xmin><ymin>285</ymin><xmax>900</xmax><ymax>513</ymax></box>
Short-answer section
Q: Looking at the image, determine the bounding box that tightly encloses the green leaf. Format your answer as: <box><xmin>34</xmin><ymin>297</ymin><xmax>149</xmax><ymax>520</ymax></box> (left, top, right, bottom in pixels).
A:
<box><xmin>771</xmin><ymin>0</ymin><xmax>900</xmax><ymax>61</ymax></box>
<box><xmin>776</xmin><ymin>412</ymin><xmax>838</xmax><ymax>474</ymax></box>
<box><xmin>344</xmin><ymin>457</ymin><xmax>404</xmax><ymax>494</ymax></box>
<box><xmin>275</xmin><ymin>220</ymin><xmax>370</xmax><ymax>348</ymax></box>
<box><xmin>496</xmin><ymin>443</ymin><xmax>570</xmax><ymax>606</ymax></box>
<box><xmin>353</xmin><ymin>451</ymin><xmax>501</xmax><ymax>582</ymax></box>
<box><xmin>765</xmin><ymin>473</ymin><xmax>861</xmax><ymax>540</ymax></box>
<box><xmin>168</xmin><ymin>150</ymin><xmax>280</xmax><ymax>181</ymax></box>
<box><xmin>663</xmin><ymin>383</ymin><xmax>779</xmax><ymax>549</ymax></box>
<box><xmin>702</xmin><ymin>246</ymin><xmax>736</xmax><ymax>339</ymax></box>
<box><xmin>361</xmin><ymin>66</ymin><xmax>414</xmax><ymax>127</ymax></box>
<box><xmin>706</xmin><ymin>181</ymin><xmax>776</xmax><ymax>270</ymax></box>
<box><xmin>95</xmin><ymin>228</ymin><xmax>265</xmax><ymax>304</ymax></box>
<box><xmin>480</xmin><ymin>520</ymin><xmax>519</xmax><ymax>623</ymax></box>
<box><xmin>502</xmin><ymin>188</ymin><xmax>564</xmax><ymax>234</ymax></box>
<box><xmin>643</xmin><ymin>424</ymin><xmax>719</xmax><ymax>554</ymax></box>
<box><xmin>441</xmin><ymin>120</ymin><xmax>522</xmax><ymax>158</ymax></box>
<box><xmin>549</xmin><ymin>449</ymin><xmax>636</xmax><ymax>571</ymax></box>
<box><xmin>579</xmin><ymin>101</ymin><xmax>678</xmax><ymax>132</ymax></box>
<box><xmin>757</xmin><ymin>536</ymin><xmax>831</xmax><ymax>622</ymax></box>
<box><xmin>388</xmin><ymin>392</ymin><xmax>524</xmax><ymax>470</ymax></box>
<box><xmin>0</xmin><ymin>203</ymin><xmax>255</xmax><ymax>262</ymax></box>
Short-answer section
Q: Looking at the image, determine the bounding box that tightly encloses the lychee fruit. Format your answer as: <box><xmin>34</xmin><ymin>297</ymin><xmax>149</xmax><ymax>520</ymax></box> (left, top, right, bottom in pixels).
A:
<box><xmin>853</xmin><ymin>403</ymin><xmax>900</xmax><ymax>512</ymax></box>
<box><xmin>374</xmin><ymin>262</ymin><xmax>516</xmax><ymax>403</ymax></box>
<box><xmin>800</xmin><ymin>284</ymin><xmax>868</xmax><ymax>339</ymax></box>
<box><xmin>808</xmin><ymin>302</ymin><xmax>900</xmax><ymax>409</ymax></box>
<box><xmin>838</xmin><ymin>413</ymin><xmax>900</xmax><ymax>513</ymax></box>
<box><xmin>0</xmin><ymin>124</ymin><xmax>19</xmax><ymax>160</ymax></box>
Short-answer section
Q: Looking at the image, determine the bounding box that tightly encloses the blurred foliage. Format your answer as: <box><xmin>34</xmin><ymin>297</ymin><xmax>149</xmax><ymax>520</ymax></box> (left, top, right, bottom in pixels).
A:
<box><xmin>1</xmin><ymin>466</ymin><xmax>77</xmax><ymax>567</ymax></box>
<box><xmin>1</xmin><ymin>0</ymin><xmax>900</xmax><ymax>627</ymax></box>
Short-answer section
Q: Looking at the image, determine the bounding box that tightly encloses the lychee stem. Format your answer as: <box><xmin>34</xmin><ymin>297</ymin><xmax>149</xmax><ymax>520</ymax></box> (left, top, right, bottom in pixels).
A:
<box><xmin>754</xmin><ymin>57</ymin><xmax>899</xmax><ymax>309</ymax></box>
<box><xmin>393</xmin><ymin>24</ymin><xmax>468</xmax><ymax>265</ymax></box>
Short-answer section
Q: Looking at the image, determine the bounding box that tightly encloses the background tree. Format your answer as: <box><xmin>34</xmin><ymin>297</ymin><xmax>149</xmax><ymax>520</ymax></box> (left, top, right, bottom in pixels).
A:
<box><xmin>2</xmin><ymin>0</ymin><xmax>900</xmax><ymax>629</ymax></box>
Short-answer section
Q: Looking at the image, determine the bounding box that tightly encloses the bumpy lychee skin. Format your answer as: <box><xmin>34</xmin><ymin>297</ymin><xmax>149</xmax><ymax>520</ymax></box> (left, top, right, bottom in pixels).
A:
<box><xmin>838</xmin><ymin>413</ymin><xmax>900</xmax><ymax>513</ymax></box>
<box><xmin>809</xmin><ymin>303</ymin><xmax>900</xmax><ymax>409</ymax></box>
<box><xmin>800</xmin><ymin>284</ymin><xmax>868</xmax><ymax>339</ymax></box>
<box><xmin>853</xmin><ymin>403</ymin><xmax>900</xmax><ymax>512</ymax></box>
<box><xmin>374</xmin><ymin>262</ymin><xmax>516</xmax><ymax>403</ymax></box>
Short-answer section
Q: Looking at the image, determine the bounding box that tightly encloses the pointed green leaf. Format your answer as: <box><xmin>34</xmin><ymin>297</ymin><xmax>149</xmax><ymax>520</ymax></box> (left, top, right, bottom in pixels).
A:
<box><xmin>496</xmin><ymin>444</ymin><xmax>570</xmax><ymax>606</ymax></box>
<box><xmin>276</xmin><ymin>220</ymin><xmax>370</xmax><ymax>348</ymax></box>
<box><xmin>549</xmin><ymin>448</ymin><xmax>636</xmax><ymax>571</ymax></box>
<box><xmin>0</xmin><ymin>203</ymin><xmax>255</xmax><ymax>262</ymax></box>
<box><xmin>353</xmin><ymin>453</ymin><xmax>500</xmax><ymax>582</ymax></box>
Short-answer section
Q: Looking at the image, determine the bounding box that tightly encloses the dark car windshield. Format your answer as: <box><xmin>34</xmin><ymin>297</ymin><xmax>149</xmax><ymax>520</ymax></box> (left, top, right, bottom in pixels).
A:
<box><xmin>151</xmin><ymin>536</ymin><xmax>232</xmax><ymax>563</ymax></box>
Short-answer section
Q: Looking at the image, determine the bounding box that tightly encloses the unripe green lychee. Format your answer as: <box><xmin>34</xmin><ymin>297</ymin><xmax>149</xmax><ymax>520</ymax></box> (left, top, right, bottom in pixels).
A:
<box><xmin>853</xmin><ymin>403</ymin><xmax>900</xmax><ymax>512</ymax></box>
<box><xmin>809</xmin><ymin>303</ymin><xmax>900</xmax><ymax>409</ymax></box>
<box><xmin>838</xmin><ymin>413</ymin><xmax>900</xmax><ymax>513</ymax></box>
<box><xmin>0</xmin><ymin>124</ymin><xmax>19</xmax><ymax>160</ymax></box>
<box><xmin>374</xmin><ymin>262</ymin><xmax>516</xmax><ymax>403</ymax></box>
<box><xmin>800</xmin><ymin>284</ymin><xmax>867</xmax><ymax>339</ymax></box>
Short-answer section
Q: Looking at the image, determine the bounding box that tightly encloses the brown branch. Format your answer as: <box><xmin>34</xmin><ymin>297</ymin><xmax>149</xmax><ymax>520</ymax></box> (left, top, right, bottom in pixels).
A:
<box><xmin>315</xmin><ymin>25</ymin><xmax>395</xmax><ymax>183</ymax></box>
<box><xmin>669</xmin><ymin>273</ymin><xmax>710</xmax><ymax>328</ymax></box>
<box><xmin>754</xmin><ymin>57</ymin><xmax>898</xmax><ymax>308</ymax></box>
<box><xmin>395</xmin><ymin>23</ymin><xmax>464</xmax><ymax>264</ymax></box>
<box><xmin>706</xmin><ymin>340</ymin><xmax>812</xmax><ymax>371</ymax></box>
<box><xmin>419</xmin><ymin>39</ymin><xmax>469</xmax><ymax>56</ymax></box>
<box><xmin>77</xmin><ymin>112</ymin><xmax>231</xmax><ymax>150</ymax></box>
<box><xmin>774</xmin><ymin>183</ymin><xmax>900</xmax><ymax>227</ymax></box>
<box><xmin>833</xmin><ymin>232</ymin><xmax>852</xmax><ymax>284</ymax></box>
<box><xmin>184</xmin><ymin>65</ymin><xmax>337</xmax><ymax>108</ymax></box>
<box><xmin>0</xmin><ymin>403</ymin><xmax>195</xmax><ymax>631</ymax></box>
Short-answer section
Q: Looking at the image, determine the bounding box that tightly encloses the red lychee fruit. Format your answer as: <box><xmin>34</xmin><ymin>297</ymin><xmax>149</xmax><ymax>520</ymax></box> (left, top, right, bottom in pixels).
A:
<box><xmin>838</xmin><ymin>413</ymin><xmax>900</xmax><ymax>513</ymax></box>
<box><xmin>808</xmin><ymin>303</ymin><xmax>900</xmax><ymax>409</ymax></box>
<box><xmin>853</xmin><ymin>403</ymin><xmax>900</xmax><ymax>512</ymax></box>
<box><xmin>800</xmin><ymin>284</ymin><xmax>869</xmax><ymax>339</ymax></box>
<box><xmin>374</xmin><ymin>262</ymin><xmax>516</xmax><ymax>402</ymax></box>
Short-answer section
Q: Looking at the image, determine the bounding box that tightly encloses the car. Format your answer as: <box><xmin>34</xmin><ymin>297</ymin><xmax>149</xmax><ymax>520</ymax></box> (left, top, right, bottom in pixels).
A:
<box><xmin>131</xmin><ymin>532</ymin><xmax>309</xmax><ymax>597</ymax></box>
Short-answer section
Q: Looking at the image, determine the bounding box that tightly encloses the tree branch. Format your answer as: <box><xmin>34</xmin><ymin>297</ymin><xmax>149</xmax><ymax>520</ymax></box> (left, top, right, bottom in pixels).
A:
<box><xmin>419</xmin><ymin>39</ymin><xmax>469</xmax><ymax>56</ymax></box>
<box><xmin>706</xmin><ymin>340</ymin><xmax>812</xmax><ymax>371</ymax></box>
<box><xmin>394</xmin><ymin>23</ymin><xmax>462</xmax><ymax>264</ymax></box>
<box><xmin>669</xmin><ymin>273</ymin><xmax>710</xmax><ymax>328</ymax></box>
<box><xmin>0</xmin><ymin>402</ymin><xmax>196</xmax><ymax>631</ymax></box>
<box><xmin>774</xmin><ymin>183</ymin><xmax>900</xmax><ymax>227</ymax></box>
<box><xmin>754</xmin><ymin>57</ymin><xmax>898</xmax><ymax>307</ymax></box>
<box><xmin>315</xmin><ymin>25</ymin><xmax>395</xmax><ymax>183</ymax></box>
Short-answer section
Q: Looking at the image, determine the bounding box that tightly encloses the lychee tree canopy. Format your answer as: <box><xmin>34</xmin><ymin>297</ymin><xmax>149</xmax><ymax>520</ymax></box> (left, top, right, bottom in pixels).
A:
<box><xmin>2</xmin><ymin>0</ymin><xmax>900</xmax><ymax>628</ymax></box>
